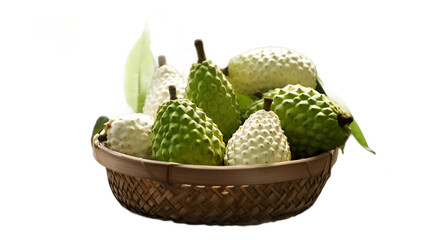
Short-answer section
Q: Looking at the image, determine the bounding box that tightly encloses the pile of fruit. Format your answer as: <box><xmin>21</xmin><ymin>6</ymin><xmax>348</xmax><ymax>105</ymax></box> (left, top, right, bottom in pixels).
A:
<box><xmin>93</xmin><ymin>38</ymin><xmax>373</xmax><ymax>166</ymax></box>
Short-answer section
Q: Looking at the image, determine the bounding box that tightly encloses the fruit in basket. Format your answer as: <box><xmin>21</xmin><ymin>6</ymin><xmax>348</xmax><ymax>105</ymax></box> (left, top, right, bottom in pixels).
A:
<box><xmin>142</xmin><ymin>56</ymin><xmax>186</xmax><ymax>118</ymax></box>
<box><xmin>224</xmin><ymin>47</ymin><xmax>317</xmax><ymax>98</ymax></box>
<box><xmin>225</xmin><ymin>98</ymin><xmax>291</xmax><ymax>165</ymax></box>
<box><xmin>185</xmin><ymin>39</ymin><xmax>242</xmax><ymax>142</ymax></box>
<box><xmin>104</xmin><ymin>113</ymin><xmax>154</xmax><ymax>158</ymax></box>
<box><xmin>151</xmin><ymin>85</ymin><xmax>225</xmax><ymax>165</ymax></box>
<box><xmin>244</xmin><ymin>84</ymin><xmax>353</xmax><ymax>159</ymax></box>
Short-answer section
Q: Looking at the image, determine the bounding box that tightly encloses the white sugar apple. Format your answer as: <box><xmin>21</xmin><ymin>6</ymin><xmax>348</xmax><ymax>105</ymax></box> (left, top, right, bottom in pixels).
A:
<box><xmin>225</xmin><ymin>98</ymin><xmax>291</xmax><ymax>165</ymax></box>
<box><xmin>225</xmin><ymin>47</ymin><xmax>317</xmax><ymax>98</ymax></box>
<box><xmin>104</xmin><ymin>113</ymin><xmax>154</xmax><ymax>158</ymax></box>
<box><xmin>142</xmin><ymin>56</ymin><xmax>186</xmax><ymax>118</ymax></box>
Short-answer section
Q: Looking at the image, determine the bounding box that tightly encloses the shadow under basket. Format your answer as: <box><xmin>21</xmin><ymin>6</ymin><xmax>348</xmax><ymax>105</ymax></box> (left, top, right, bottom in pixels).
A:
<box><xmin>92</xmin><ymin>135</ymin><xmax>338</xmax><ymax>225</ymax></box>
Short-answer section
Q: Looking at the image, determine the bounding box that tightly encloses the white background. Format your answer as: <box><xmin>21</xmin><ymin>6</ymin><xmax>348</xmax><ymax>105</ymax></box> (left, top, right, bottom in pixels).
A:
<box><xmin>1</xmin><ymin>0</ymin><xmax>428</xmax><ymax>239</ymax></box>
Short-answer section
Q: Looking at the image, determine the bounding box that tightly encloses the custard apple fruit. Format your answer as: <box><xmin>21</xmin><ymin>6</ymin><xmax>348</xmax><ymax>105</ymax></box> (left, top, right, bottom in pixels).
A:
<box><xmin>142</xmin><ymin>56</ymin><xmax>186</xmax><ymax>118</ymax></box>
<box><xmin>185</xmin><ymin>39</ymin><xmax>242</xmax><ymax>142</ymax></box>
<box><xmin>104</xmin><ymin>113</ymin><xmax>154</xmax><ymax>158</ymax></box>
<box><xmin>151</xmin><ymin>85</ymin><xmax>225</xmax><ymax>165</ymax></box>
<box><xmin>244</xmin><ymin>84</ymin><xmax>353</xmax><ymax>159</ymax></box>
<box><xmin>225</xmin><ymin>98</ymin><xmax>291</xmax><ymax>165</ymax></box>
<box><xmin>225</xmin><ymin>47</ymin><xmax>317</xmax><ymax>98</ymax></box>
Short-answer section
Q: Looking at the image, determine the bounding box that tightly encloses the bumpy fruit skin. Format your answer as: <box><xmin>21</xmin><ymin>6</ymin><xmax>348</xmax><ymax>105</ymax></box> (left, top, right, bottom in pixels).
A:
<box><xmin>185</xmin><ymin>60</ymin><xmax>242</xmax><ymax>142</ymax></box>
<box><xmin>227</xmin><ymin>47</ymin><xmax>317</xmax><ymax>98</ymax></box>
<box><xmin>245</xmin><ymin>84</ymin><xmax>351</xmax><ymax>159</ymax></box>
<box><xmin>143</xmin><ymin>65</ymin><xmax>186</xmax><ymax>118</ymax></box>
<box><xmin>104</xmin><ymin>113</ymin><xmax>154</xmax><ymax>158</ymax></box>
<box><xmin>225</xmin><ymin>110</ymin><xmax>291</xmax><ymax>165</ymax></box>
<box><xmin>151</xmin><ymin>99</ymin><xmax>225</xmax><ymax>165</ymax></box>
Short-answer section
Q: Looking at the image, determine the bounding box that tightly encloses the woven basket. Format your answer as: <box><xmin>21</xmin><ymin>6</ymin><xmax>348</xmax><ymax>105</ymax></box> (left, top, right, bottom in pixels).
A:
<box><xmin>92</xmin><ymin>135</ymin><xmax>338</xmax><ymax>225</ymax></box>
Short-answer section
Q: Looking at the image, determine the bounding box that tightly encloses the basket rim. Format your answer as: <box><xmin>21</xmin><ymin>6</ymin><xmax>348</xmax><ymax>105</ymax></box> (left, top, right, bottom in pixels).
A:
<box><xmin>92</xmin><ymin>134</ymin><xmax>338</xmax><ymax>185</ymax></box>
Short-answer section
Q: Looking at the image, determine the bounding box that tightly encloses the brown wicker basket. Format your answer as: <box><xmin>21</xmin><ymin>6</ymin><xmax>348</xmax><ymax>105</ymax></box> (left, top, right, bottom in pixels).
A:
<box><xmin>92</xmin><ymin>135</ymin><xmax>338</xmax><ymax>225</ymax></box>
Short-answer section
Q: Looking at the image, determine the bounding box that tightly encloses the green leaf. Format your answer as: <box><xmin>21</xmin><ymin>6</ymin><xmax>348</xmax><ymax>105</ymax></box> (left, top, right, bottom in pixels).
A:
<box><xmin>124</xmin><ymin>23</ymin><xmax>154</xmax><ymax>113</ymax></box>
<box><xmin>91</xmin><ymin>116</ymin><xmax>109</xmax><ymax>145</ymax></box>
<box><xmin>236</xmin><ymin>92</ymin><xmax>253</xmax><ymax>111</ymax></box>
<box><xmin>350</xmin><ymin>120</ymin><xmax>375</xmax><ymax>154</ymax></box>
<box><xmin>316</xmin><ymin>76</ymin><xmax>375</xmax><ymax>154</ymax></box>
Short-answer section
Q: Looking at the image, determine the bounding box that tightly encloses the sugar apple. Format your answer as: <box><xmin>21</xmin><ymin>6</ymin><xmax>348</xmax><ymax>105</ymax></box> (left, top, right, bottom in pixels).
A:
<box><xmin>185</xmin><ymin>39</ymin><xmax>242</xmax><ymax>142</ymax></box>
<box><xmin>225</xmin><ymin>98</ymin><xmax>291</xmax><ymax>165</ymax></box>
<box><xmin>104</xmin><ymin>113</ymin><xmax>154</xmax><ymax>158</ymax></box>
<box><xmin>151</xmin><ymin>85</ymin><xmax>225</xmax><ymax>165</ymax></box>
<box><xmin>244</xmin><ymin>84</ymin><xmax>353</xmax><ymax>159</ymax></box>
<box><xmin>142</xmin><ymin>56</ymin><xmax>186</xmax><ymax>118</ymax></box>
<box><xmin>225</xmin><ymin>47</ymin><xmax>317</xmax><ymax>98</ymax></box>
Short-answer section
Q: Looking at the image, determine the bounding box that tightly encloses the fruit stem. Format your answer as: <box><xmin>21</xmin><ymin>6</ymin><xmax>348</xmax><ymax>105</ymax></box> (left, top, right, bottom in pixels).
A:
<box><xmin>338</xmin><ymin>115</ymin><xmax>353</xmax><ymax>127</ymax></box>
<box><xmin>263</xmin><ymin>97</ymin><xmax>273</xmax><ymax>111</ymax></box>
<box><xmin>98</xmin><ymin>133</ymin><xmax>107</xmax><ymax>142</ymax></box>
<box><xmin>253</xmin><ymin>90</ymin><xmax>263</xmax><ymax>99</ymax></box>
<box><xmin>158</xmin><ymin>55</ymin><xmax>166</xmax><ymax>67</ymax></box>
<box><xmin>194</xmin><ymin>39</ymin><xmax>206</xmax><ymax>63</ymax></box>
<box><xmin>222</xmin><ymin>67</ymin><xmax>229</xmax><ymax>76</ymax></box>
<box><xmin>169</xmin><ymin>85</ymin><xmax>178</xmax><ymax>100</ymax></box>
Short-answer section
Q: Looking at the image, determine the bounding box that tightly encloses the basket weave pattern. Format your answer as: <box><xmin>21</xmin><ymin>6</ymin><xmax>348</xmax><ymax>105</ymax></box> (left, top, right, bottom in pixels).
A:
<box><xmin>106</xmin><ymin>168</ymin><xmax>331</xmax><ymax>225</ymax></box>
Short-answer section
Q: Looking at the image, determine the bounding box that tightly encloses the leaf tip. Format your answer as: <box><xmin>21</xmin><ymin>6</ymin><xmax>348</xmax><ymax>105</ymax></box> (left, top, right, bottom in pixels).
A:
<box><xmin>365</xmin><ymin>147</ymin><xmax>376</xmax><ymax>155</ymax></box>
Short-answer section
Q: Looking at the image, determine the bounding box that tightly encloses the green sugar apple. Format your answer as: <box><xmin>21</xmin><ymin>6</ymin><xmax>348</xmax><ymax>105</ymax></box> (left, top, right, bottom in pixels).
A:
<box><xmin>225</xmin><ymin>98</ymin><xmax>291</xmax><ymax>165</ymax></box>
<box><xmin>225</xmin><ymin>47</ymin><xmax>317</xmax><ymax>98</ymax></box>
<box><xmin>143</xmin><ymin>56</ymin><xmax>186</xmax><ymax>118</ymax></box>
<box><xmin>151</xmin><ymin>85</ymin><xmax>225</xmax><ymax>165</ymax></box>
<box><xmin>104</xmin><ymin>113</ymin><xmax>154</xmax><ymax>158</ymax></box>
<box><xmin>244</xmin><ymin>84</ymin><xmax>353</xmax><ymax>159</ymax></box>
<box><xmin>185</xmin><ymin>39</ymin><xmax>242</xmax><ymax>142</ymax></box>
